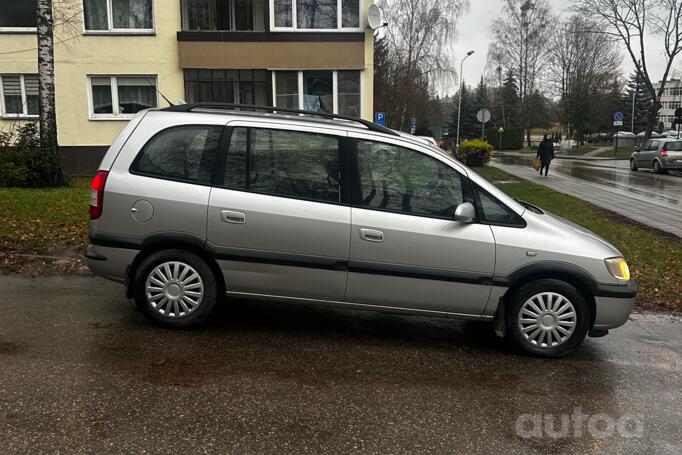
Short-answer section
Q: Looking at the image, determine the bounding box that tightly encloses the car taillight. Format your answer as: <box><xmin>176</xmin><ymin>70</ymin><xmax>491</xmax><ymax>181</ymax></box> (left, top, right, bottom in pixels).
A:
<box><xmin>89</xmin><ymin>171</ymin><xmax>109</xmax><ymax>220</ymax></box>
<box><xmin>661</xmin><ymin>148</ymin><xmax>668</xmax><ymax>157</ymax></box>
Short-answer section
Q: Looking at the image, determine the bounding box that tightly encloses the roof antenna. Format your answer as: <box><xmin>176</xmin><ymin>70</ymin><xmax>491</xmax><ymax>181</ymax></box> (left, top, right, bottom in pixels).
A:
<box><xmin>146</xmin><ymin>77</ymin><xmax>175</xmax><ymax>106</ymax></box>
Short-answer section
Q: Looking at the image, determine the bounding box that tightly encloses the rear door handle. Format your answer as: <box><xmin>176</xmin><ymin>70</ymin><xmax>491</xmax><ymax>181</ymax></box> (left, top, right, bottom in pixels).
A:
<box><xmin>360</xmin><ymin>228</ymin><xmax>384</xmax><ymax>243</ymax></box>
<box><xmin>221</xmin><ymin>210</ymin><xmax>246</xmax><ymax>224</ymax></box>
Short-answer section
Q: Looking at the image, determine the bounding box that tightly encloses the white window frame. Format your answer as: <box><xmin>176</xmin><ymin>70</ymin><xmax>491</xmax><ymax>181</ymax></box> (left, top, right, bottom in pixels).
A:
<box><xmin>87</xmin><ymin>75</ymin><xmax>159</xmax><ymax>120</ymax></box>
<box><xmin>271</xmin><ymin>70</ymin><xmax>363</xmax><ymax>116</ymax></box>
<box><xmin>0</xmin><ymin>27</ymin><xmax>37</xmax><ymax>33</ymax></box>
<box><xmin>269</xmin><ymin>0</ymin><xmax>363</xmax><ymax>32</ymax></box>
<box><xmin>82</xmin><ymin>0</ymin><xmax>156</xmax><ymax>34</ymax></box>
<box><xmin>0</xmin><ymin>74</ymin><xmax>39</xmax><ymax>119</ymax></box>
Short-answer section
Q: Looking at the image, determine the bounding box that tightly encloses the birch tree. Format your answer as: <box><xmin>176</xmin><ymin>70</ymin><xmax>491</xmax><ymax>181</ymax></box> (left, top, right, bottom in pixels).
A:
<box><xmin>37</xmin><ymin>0</ymin><xmax>64</xmax><ymax>186</ymax></box>
<box><xmin>377</xmin><ymin>0</ymin><xmax>469</xmax><ymax>130</ymax></box>
<box><xmin>576</xmin><ymin>0</ymin><xmax>682</xmax><ymax>139</ymax></box>
<box><xmin>489</xmin><ymin>0</ymin><xmax>554</xmax><ymax>145</ymax></box>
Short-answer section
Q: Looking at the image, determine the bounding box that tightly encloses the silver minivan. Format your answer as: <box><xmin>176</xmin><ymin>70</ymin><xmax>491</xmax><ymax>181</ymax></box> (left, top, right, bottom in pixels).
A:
<box><xmin>86</xmin><ymin>104</ymin><xmax>636</xmax><ymax>358</ymax></box>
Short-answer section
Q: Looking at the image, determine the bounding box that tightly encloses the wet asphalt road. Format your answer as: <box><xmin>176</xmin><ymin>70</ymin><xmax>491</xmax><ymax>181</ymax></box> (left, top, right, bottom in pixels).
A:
<box><xmin>1</xmin><ymin>276</ymin><xmax>681</xmax><ymax>454</ymax></box>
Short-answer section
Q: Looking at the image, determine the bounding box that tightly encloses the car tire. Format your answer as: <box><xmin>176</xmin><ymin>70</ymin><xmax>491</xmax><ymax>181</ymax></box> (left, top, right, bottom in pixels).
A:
<box><xmin>133</xmin><ymin>249</ymin><xmax>218</xmax><ymax>329</ymax></box>
<box><xmin>653</xmin><ymin>160</ymin><xmax>663</xmax><ymax>174</ymax></box>
<box><xmin>506</xmin><ymin>279</ymin><xmax>591</xmax><ymax>358</ymax></box>
<box><xmin>629</xmin><ymin>159</ymin><xmax>638</xmax><ymax>171</ymax></box>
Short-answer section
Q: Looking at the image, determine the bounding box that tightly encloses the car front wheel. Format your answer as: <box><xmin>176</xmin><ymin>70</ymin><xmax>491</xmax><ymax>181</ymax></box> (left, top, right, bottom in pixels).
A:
<box><xmin>629</xmin><ymin>159</ymin><xmax>638</xmax><ymax>171</ymax></box>
<box><xmin>506</xmin><ymin>279</ymin><xmax>591</xmax><ymax>358</ymax></box>
<box><xmin>133</xmin><ymin>249</ymin><xmax>218</xmax><ymax>328</ymax></box>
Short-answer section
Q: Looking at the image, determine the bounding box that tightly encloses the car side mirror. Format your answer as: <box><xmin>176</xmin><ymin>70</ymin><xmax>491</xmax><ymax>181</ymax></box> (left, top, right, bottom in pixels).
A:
<box><xmin>454</xmin><ymin>202</ymin><xmax>476</xmax><ymax>223</ymax></box>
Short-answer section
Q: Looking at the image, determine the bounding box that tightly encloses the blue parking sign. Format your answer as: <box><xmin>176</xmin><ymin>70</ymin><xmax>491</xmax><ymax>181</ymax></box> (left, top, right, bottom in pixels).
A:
<box><xmin>614</xmin><ymin>112</ymin><xmax>624</xmax><ymax>122</ymax></box>
<box><xmin>374</xmin><ymin>112</ymin><xmax>386</xmax><ymax>127</ymax></box>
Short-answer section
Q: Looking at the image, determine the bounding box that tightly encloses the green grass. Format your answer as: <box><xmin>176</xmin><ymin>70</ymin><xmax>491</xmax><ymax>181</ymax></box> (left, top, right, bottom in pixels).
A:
<box><xmin>0</xmin><ymin>178</ymin><xmax>90</xmax><ymax>255</ymax></box>
<box><xmin>476</xmin><ymin>165</ymin><xmax>682</xmax><ymax>312</ymax></box>
<box><xmin>566</xmin><ymin>145</ymin><xmax>600</xmax><ymax>156</ymax></box>
<box><xmin>595</xmin><ymin>147</ymin><xmax>632</xmax><ymax>158</ymax></box>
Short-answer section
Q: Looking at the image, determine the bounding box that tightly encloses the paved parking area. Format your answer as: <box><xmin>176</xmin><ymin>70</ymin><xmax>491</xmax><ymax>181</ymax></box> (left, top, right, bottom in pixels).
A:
<box><xmin>1</xmin><ymin>276</ymin><xmax>681</xmax><ymax>454</ymax></box>
<box><xmin>492</xmin><ymin>155</ymin><xmax>682</xmax><ymax>238</ymax></box>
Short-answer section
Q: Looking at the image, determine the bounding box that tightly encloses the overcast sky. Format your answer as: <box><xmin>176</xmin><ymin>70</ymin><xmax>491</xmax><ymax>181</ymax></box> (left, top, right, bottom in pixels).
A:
<box><xmin>452</xmin><ymin>0</ymin><xmax>675</xmax><ymax>96</ymax></box>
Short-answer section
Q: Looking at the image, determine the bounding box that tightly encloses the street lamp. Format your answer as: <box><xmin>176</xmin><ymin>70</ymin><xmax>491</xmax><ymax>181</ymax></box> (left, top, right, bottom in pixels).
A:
<box><xmin>456</xmin><ymin>50</ymin><xmax>475</xmax><ymax>155</ymax></box>
<box><xmin>498</xmin><ymin>126</ymin><xmax>505</xmax><ymax>152</ymax></box>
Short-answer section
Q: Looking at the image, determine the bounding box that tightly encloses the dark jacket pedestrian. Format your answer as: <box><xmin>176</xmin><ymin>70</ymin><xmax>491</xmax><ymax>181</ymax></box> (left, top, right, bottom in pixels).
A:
<box><xmin>536</xmin><ymin>135</ymin><xmax>555</xmax><ymax>177</ymax></box>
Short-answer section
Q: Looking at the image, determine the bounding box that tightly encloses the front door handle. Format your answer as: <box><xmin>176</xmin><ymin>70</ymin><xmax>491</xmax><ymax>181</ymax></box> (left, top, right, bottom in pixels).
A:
<box><xmin>221</xmin><ymin>210</ymin><xmax>246</xmax><ymax>224</ymax></box>
<box><xmin>360</xmin><ymin>228</ymin><xmax>384</xmax><ymax>243</ymax></box>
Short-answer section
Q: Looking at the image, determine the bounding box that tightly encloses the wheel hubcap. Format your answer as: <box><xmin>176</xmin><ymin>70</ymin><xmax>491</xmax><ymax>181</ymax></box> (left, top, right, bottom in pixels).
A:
<box><xmin>145</xmin><ymin>261</ymin><xmax>204</xmax><ymax>318</ymax></box>
<box><xmin>518</xmin><ymin>292</ymin><xmax>577</xmax><ymax>349</ymax></box>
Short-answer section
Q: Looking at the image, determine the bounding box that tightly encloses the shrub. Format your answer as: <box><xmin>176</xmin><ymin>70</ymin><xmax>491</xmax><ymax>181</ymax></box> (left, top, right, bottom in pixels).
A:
<box><xmin>459</xmin><ymin>139</ymin><xmax>494</xmax><ymax>167</ymax></box>
<box><xmin>0</xmin><ymin>122</ymin><xmax>62</xmax><ymax>188</ymax></box>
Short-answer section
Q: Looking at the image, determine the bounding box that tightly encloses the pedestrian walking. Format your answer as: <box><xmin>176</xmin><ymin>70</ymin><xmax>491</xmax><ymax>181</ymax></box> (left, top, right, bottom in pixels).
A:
<box><xmin>536</xmin><ymin>134</ymin><xmax>555</xmax><ymax>177</ymax></box>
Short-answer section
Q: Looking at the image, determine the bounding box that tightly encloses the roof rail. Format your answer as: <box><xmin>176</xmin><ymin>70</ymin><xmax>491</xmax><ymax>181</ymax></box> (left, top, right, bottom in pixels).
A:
<box><xmin>161</xmin><ymin>102</ymin><xmax>400</xmax><ymax>137</ymax></box>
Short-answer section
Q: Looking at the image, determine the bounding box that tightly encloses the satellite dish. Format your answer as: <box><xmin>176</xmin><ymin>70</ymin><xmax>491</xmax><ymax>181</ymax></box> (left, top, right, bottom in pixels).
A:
<box><xmin>367</xmin><ymin>4</ymin><xmax>384</xmax><ymax>30</ymax></box>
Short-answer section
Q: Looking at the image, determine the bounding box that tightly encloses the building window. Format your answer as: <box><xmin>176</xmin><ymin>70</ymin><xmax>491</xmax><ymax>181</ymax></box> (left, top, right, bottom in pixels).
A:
<box><xmin>0</xmin><ymin>0</ymin><xmax>37</xmax><ymax>30</ymax></box>
<box><xmin>88</xmin><ymin>76</ymin><xmax>157</xmax><ymax>119</ymax></box>
<box><xmin>274</xmin><ymin>72</ymin><xmax>298</xmax><ymax>109</ymax></box>
<box><xmin>184</xmin><ymin>69</ymin><xmax>267</xmax><ymax>105</ymax></box>
<box><xmin>83</xmin><ymin>0</ymin><xmax>154</xmax><ymax>32</ymax></box>
<box><xmin>337</xmin><ymin>70</ymin><xmax>360</xmax><ymax>117</ymax></box>
<box><xmin>272</xmin><ymin>70</ymin><xmax>362</xmax><ymax>117</ymax></box>
<box><xmin>181</xmin><ymin>0</ymin><xmax>265</xmax><ymax>31</ymax></box>
<box><xmin>271</xmin><ymin>0</ymin><xmax>361</xmax><ymax>30</ymax></box>
<box><xmin>303</xmin><ymin>71</ymin><xmax>333</xmax><ymax>112</ymax></box>
<box><xmin>0</xmin><ymin>75</ymin><xmax>39</xmax><ymax>117</ymax></box>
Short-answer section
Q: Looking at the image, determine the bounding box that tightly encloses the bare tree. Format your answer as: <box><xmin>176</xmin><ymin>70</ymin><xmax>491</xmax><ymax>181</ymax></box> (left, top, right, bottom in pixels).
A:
<box><xmin>377</xmin><ymin>0</ymin><xmax>469</xmax><ymax>130</ymax></box>
<box><xmin>490</xmin><ymin>0</ymin><xmax>555</xmax><ymax>145</ymax></box>
<box><xmin>576</xmin><ymin>0</ymin><xmax>682</xmax><ymax>139</ymax></box>
<box><xmin>548</xmin><ymin>16</ymin><xmax>622</xmax><ymax>141</ymax></box>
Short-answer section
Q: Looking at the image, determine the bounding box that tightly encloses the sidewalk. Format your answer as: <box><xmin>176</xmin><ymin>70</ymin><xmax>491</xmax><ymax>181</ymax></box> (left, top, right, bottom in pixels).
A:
<box><xmin>490</xmin><ymin>160</ymin><xmax>682</xmax><ymax>238</ymax></box>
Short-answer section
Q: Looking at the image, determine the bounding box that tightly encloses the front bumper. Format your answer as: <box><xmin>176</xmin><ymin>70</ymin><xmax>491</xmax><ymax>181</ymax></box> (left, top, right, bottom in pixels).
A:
<box><xmin>592</xmin><ymin>281</ymin><xmax>638</xmax><ymax>330</ymax></box>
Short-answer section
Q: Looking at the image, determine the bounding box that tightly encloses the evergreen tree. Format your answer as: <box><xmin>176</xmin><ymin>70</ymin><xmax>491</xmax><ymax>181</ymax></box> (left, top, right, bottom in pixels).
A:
<box><xmin>622</xmin><ymin>71</ymin><xmax>654</xmax><ymax>134</ymax></box>
<box><xmin>501</xmin><ymin>70</ymin><xmax>521</xmax><ymax>128</ymax></box>
<box><xmin>449</xmin><ymin>84</ymin><xmax>480</xmax><ymax>141</ymax></box>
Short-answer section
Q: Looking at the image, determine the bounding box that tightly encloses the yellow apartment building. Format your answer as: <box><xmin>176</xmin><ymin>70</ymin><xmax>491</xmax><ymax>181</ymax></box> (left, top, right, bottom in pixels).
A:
<box><xmin>0</xmin><ymin>0</ymin><xmax>374</xmax><ymax>173</ymax></box>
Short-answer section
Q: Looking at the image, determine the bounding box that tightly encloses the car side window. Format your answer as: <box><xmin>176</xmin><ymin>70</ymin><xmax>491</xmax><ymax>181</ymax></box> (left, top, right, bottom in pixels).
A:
<box><xmin>667</xmin><ymin>141</ymin><xmax>682</xmax><ymax>151</ymax></box>
<box><xmin>355</xmin><ymin>140</ymin><xmax>465</xmax><ymax>218</ymax></box>
<box><xmin>131</xmin><ymin>125</ymin><xmax>222</xmax><ymax>184</ymax></box>
<box><xmin>223</xmin><ymin>127</ymin><xmax>341</xmax><ymax>204</ymax></box>
<box><xmin>474</xmin><ymin>184</ymin><xmax>525</xmax><ymax>227</ymax></box>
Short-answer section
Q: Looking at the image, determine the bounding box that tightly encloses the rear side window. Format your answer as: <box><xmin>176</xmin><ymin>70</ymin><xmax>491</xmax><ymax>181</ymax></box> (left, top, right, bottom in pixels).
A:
<box><xmin>223</xmin><ymin>127</ymin><xmax>341</xmax><ymax>204</ymax></box>
<box><xmin>355</xmin><ymin>140</ymin><xmax>465</xmax><ymax>218</ymax></box>
<box><xmin>131</xmin><ymin>125</ymin><xmax>222</xmax><ymax>184</ymax></box>
<box><xmin>666</xmin><ymin>141</ymin><xmax>682</xmax><ymax>151</ymax></box>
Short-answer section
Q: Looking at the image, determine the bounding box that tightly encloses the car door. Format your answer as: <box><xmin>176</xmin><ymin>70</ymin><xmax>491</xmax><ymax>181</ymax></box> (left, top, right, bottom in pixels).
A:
<box><xmin>642</xmin><ymin>140</ymin><xmax>658</xmax><ymax>167</ymax></box>
<box><xmin>344</xmin><ymin>135</ymin><xmax>496</xmax><ymax>317</ymax></box>
<box><xmin>635</xmin><ymin>140</ymin><xmax>650</xmax><ymax>167</ymax></box>
<box><xmin>206</xmin><ymin>124</ymin><xmax>350</xmax><ymax>302</ymax></box>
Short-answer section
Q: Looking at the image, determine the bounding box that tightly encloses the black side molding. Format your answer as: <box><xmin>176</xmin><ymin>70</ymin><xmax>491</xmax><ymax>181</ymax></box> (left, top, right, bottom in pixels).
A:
<box><xmin>492</xmin><ymin>261</ymin><xmax>638</xmax><ymax>299</ymax></box>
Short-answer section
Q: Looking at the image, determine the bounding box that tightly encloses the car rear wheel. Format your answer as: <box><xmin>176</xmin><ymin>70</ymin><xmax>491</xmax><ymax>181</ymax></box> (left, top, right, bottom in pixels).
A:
<box><xmin>629</xmin><ymin>159</ymin><xmax>638</xmax><ymax>171</ymax></box>
<box><xmin>653</xmin><ymin>160</ymin><xmax>663</xmax><ymax>174</ymax></box>
<box><xmin>506</xmin><ymin>279</ymin><xmax>591</xmax><ymax>358</ymax></box>
<box><xmin>133</xmin><ymin>249</ymin><xmax>218</xmax><ymax>328</ymax></box>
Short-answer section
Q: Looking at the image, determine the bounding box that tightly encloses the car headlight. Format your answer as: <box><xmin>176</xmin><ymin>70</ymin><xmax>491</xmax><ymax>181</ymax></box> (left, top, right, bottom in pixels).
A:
<box><xmin>605</xmin><ymin>257</ymin><xmax>631</xmax><ymax>281</ymax></box>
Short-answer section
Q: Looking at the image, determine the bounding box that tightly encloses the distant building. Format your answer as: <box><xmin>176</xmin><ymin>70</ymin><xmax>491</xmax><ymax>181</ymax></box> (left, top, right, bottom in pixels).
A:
<box><xmin>0</xmin><ymin>0</ymin><xmax>375</xmax><ymax>171</ymax></box>
<box><xmin>655</xmin><ymin>79</ymin><xmax>682</xmax><ymax>129</ymax></box>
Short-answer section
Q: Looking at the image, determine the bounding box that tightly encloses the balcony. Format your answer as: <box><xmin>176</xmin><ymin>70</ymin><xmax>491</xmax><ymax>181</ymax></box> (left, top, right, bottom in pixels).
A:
<box><xmin>181</xmin><ymin>0</ymin><xmax>265</xmax><ymax>32</ymax></box>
